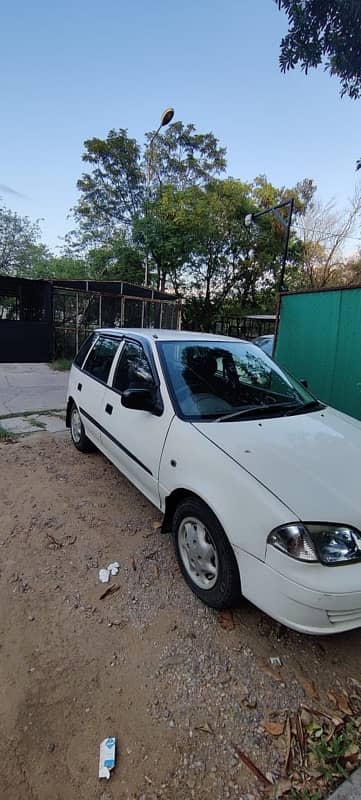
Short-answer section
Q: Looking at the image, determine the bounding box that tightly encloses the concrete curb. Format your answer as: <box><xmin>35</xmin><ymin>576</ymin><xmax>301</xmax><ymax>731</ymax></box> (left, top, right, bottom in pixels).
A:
<box><xmin>327</xmin><ymin>767</ymin><xmax>361</xmax><ymax>799</ymax></box>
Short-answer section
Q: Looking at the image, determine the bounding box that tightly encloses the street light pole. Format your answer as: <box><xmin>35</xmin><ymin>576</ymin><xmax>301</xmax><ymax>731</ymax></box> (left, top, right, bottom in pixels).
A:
<box><xmin>245</xmin><ymin>198</ymin><xmax>294</xmax><ymax>292</ymax></box>
<box><xmin>144</xmin><ymin>107</ymin><xmax>175</xmax><ymax>286</ymax></box>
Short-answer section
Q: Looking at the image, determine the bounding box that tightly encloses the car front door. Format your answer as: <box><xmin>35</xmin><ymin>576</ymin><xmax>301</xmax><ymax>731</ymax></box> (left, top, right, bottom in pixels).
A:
<box><xmin>100</xmin><ymin>337</ymin><xmax>174</xmax><ymax>506</ymax></box>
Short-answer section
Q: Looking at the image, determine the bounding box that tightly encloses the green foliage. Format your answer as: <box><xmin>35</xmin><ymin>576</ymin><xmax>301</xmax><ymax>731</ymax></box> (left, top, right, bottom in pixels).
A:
<box><xmin>50</xmin><ymin>359</ymin><xmax>72</xmax><ymax>371</ymax></box>
<box><xmin>74</xmin><ymin>128</ymin><xmax>144</xmax><ymax>243</ymax></box>
<box><xmin>86</xmin><ymin>236</ymin><xmax>144</xmax><ymax>283</ymax></box>
<box><xmin>0</xmin><ymin>202</ymin><xmax>42</xmax><ymax>276</ymax></box>
<box><xmin>276</xmin><ymin>0</ymin><xmax>361</xmax><ymax>100</ymax></box>
<box><xmin>145</xmin><ymin>121</ymin><xmax>227</xmax><ymax>190</ymax></box>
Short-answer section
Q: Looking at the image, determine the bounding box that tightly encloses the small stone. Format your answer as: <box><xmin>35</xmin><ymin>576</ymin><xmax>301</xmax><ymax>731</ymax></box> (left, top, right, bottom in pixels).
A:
<box><xmin>28</xmin><ymin>615</ymin><xmax>35</xmax><ymax>622</ymax></box>
<box><xmin>47</xmin><ymin>742</ymin><xmax>56</xmax><ymax>753</ymax></box>
<box><xmin>169</xmin><ymin>719</ymin><xmax>175</xmax><ymax>727</ymax></box>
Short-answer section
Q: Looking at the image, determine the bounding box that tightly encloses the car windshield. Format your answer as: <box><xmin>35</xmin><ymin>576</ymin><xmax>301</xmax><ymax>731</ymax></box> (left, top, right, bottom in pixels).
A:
<box><xmin>158</xmin><ymin>340</ymin><xmax>320</xmax><ymax>421</ymax></box>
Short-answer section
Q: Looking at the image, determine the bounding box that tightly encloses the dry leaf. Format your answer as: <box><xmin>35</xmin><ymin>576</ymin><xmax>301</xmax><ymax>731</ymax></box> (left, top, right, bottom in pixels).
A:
<box><xmin>195</xmin><ymin>722</ymin><xmax>213</xmax><ymax>734</ymax></box>
<box><xmin>302</xmin><ymin>679</ymin><xmax>320</xmax><ymax>700</ymax></box>
<box><xmin>284</xmin><ymin>717</ymin><xmax>292</xmax><ymax>774</ymax></box>
<box><xmin>295</xmin><ymin>712</ymin><xmax>306</xmax><ymax>757</ymax></box>
<box><xmin>216</xmin><ymin>610</ymin><xmax>234</xmax><ymax>631</ymax></box>
<box><xmin>263</xmin><ymin>721</ymin><xmax>285</xmax><ymax>736</ymax></box>
<box><xmin>332</xmin><ymin>691</ymin><xmax>352</xmax><ymax>716</ymax></box>
<box><xmin>99</xmin><ymin>583</ymin><xmax>120</xmax><ymax>600</ymax></box>
<box><xmin>232</xmin><ymin>743</ymin><xmax>273</xmax><ymax>786</ymax></box>
<box><xmin>259</xmin><ymin>665</ymin><xmax>283</xmax><ymax>682</ymax></box>
<box><xmin>343</xmin><ymin>743</ymin><xmax>360</xmax><ymax>760</ymax></box>
<box><xmin>131</xmin><ymin>556</ymin><xmax>137</xmax><ymax>571</ymax></box>
<box><xmin>151</xmin><ymin>520</ymin><xmax>162</xmax><ymax>530</ymax></box>
<box><xmin>271</xmin><ymin>778</ymin><xmax>292</xmax><ymax>798</ymax></box>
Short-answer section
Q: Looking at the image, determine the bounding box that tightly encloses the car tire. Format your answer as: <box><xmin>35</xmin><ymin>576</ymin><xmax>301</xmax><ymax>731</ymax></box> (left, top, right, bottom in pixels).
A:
<box><xmin>70</xmin><ymin>402</ymin><xmax>94</xmax><ymax>453</ymax></box>
<box><xmin>172</xmin><ymin>497</ymin><xmax>240</xmax><ymax>609</ymax></box>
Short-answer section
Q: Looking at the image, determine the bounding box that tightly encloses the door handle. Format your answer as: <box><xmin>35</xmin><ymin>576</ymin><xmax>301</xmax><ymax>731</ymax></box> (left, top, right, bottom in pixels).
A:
<box><xmin>105</xmin><ymin>403</ymin><xmax>113</xmax><ymax>415</ymax></box>
<box><xmin>77</xmin><ymin>382</ymin><xmax>82</xmax><ymax>391</ymax></box>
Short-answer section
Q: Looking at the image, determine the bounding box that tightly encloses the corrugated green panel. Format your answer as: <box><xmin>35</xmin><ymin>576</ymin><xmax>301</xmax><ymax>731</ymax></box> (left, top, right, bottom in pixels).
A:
<box><xmin>275</xmin><ymin>291</ymin><xmax>341</xmax><ymax>403</ymax></box>
<box><xmin>274</xmin><ymin>288</ymin><xmax>361</xmax><ymax>421</ymax></box>
<box><xmin>330</xmin><ymin>289</ymin><xmax>361</xmax><ymax>420</ymax></box>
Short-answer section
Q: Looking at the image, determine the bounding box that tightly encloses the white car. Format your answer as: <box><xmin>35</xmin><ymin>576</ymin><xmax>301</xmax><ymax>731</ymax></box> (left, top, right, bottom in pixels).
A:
<box><xmin>66</xmin><ymin>328</ymin><xmax>361</xmax><ymax>635</ymax></box>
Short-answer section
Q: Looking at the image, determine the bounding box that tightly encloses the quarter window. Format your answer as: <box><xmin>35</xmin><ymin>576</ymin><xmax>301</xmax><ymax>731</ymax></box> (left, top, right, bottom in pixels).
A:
<box><xmin>73</xmin><ymin>334</ymin><xmax>96</xmax><ymax>368</ymax></box>
<box><xmin>113</xmin><ymin>341</ymin><xmax>154</xmax><ymax>393</ymax></box>
<box><xmin>83</xmin><ymin>336</ymin><xmax>120</xmax><ymax>383</ymax></box>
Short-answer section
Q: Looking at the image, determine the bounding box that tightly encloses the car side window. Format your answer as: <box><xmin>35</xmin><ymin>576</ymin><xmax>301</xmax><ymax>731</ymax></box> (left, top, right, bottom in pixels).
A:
<box><xmin>83</xmin><ymin>336</ymin><xmax>120</xmax><ymax>383</ymax></box>
<box><xmin>73</xmin><ymin>333</ymin><xmax>95</xmax><ymax>368</ymax></box>
<box><xmin>113</xmin><ymin>341</ymin><xmax>155</xmax><ymax>393</ymax></box>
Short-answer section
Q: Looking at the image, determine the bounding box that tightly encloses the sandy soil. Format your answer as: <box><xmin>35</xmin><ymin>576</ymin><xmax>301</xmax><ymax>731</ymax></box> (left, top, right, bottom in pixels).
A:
<box><xmin>1</xmin><ymin>431</ymin><xmax>361</xmax><ymax>800</ymax></box>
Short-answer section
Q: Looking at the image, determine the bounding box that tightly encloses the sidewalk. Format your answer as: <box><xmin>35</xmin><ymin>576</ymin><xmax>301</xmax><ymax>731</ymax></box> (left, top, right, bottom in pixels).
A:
<box><xmin>0</xmin><ymin>363</ymin><xmax>68</xmax><ymax>415</ymax></box>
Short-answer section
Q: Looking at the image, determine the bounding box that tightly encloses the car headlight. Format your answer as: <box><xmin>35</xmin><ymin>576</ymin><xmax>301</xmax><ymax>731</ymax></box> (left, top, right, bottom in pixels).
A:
<box><xmin>267</xmin><ymin>523</ymin><xmax>361</xmax><ymax>565</ymax></box>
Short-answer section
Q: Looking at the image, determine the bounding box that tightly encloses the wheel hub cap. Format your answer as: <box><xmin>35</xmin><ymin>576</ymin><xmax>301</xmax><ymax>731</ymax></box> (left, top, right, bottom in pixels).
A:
<box><xmin>178</xmin><ymin>517</ymin><xmax>218</xmax><ymax>590</ymax></box>
<box><xmin>71</xmin><ymin>408</ymin><xmax>82</xmax><ymax>443</ymax></box>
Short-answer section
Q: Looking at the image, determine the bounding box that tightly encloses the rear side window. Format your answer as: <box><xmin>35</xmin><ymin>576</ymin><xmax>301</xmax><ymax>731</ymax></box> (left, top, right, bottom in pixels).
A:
<box><xmin>113</xmin><ymin>340</ymin><xmax>155</xmax><ymax>392</ymax></box>
<box><xmin>73</xmin><ymin>334</ymin><xmax>95</xmax><ymax>368</ymax></box>
<box><xmin>83</xmin><ymin>337</ymin><xmax>120</xmax><ymax>384</ymax></box>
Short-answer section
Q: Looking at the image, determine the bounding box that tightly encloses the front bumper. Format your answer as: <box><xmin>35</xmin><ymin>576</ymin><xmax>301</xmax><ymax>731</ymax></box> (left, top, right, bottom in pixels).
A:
<box><xmin>235</xmin><ymin>548</ymin><xmax>361</xmax><ymax>635</ymax></box>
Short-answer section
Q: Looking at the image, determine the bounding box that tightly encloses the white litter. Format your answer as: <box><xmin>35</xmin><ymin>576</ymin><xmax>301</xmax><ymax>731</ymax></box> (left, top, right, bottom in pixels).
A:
<box><xmin>99</xmin><ymin>737</ymin><xmax>116</xmax><ymax>779</ymax></box>
<box><xmin>107</xmin><ymin>561</ymin><xmax>120</xmax><ymax>576</ymax></box>
<box><xmin>99</xmin><ymin>569</ymin><xmax>110</xmax><ymax>584</ymax></box>
<box><xmin>270</xmin><ymin>656</ymin><xmax>282</xmax><ymax>667</ymax></box>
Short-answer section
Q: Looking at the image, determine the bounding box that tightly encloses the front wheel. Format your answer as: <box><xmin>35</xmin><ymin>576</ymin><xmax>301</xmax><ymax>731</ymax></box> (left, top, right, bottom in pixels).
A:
<box><xmin>172</xmin><ymin>497</ymin><xmax>240</xmax><ymax>609</ymax></box>
<box><xmin>70</xmin><ymin>403</ymin><xmax>94</xmax><ymax>452</ymax></box>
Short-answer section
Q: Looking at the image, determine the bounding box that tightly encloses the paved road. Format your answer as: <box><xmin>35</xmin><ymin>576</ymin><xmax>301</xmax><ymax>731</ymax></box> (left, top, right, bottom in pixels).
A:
<box><xmin>0</xmin><ymin>363</ymin><xmax>68</xmax><ymax>415</ymax></box>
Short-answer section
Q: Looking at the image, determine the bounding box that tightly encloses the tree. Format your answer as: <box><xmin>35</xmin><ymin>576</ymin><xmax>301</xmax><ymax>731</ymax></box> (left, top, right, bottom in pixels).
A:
<box><xmin>275</xmin><ymin>1</ymin><xmax>361</xmax><ymax>170</ymax></box>
<box><xmin>72</xmin><ymin>122</ymin><xmax>227</xmax><ymax>249</ymax></box>
<box><xmin>86</xmin><ymin>236</ymin><xmax>144</xmax><ymax>283</ymax></box>
<box><xmin>344</xmin><ymin>249</ymin><xmax>361</xmax><ymax>285</ymax></box>
<box><xmin>275</xmin><ymin>1</ymin><xmax>361</xmax><ymax>99</ymax></box>
<box><xmin>145</xmin><ymin>121</ymin><xmax>227</xmax><ymax>191</ymax></box>
<box><xmin>0</xmin><ymin>202</ymin><xmax>42</xmax><ymax>276</ymax></box>
<box><xmin>73</xmin><ymin>129</ymin><xmax>144</xmax><ymax>245</ymax></box>
<box><xmin>291</xmin><ymin>186</ymin><xmax>361</xmax><ymax>288</ymax></box>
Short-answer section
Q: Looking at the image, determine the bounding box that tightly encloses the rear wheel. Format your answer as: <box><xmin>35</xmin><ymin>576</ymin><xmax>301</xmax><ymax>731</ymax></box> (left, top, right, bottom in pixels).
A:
<box><xmin>70</xmin><ymin>403</ymin><xmax>94</xmax><ymax>452</ymax></box>
<box><xmin>172</xmin><ymin>497</ymin><xmax>240</xmax><ymax>609</ymax></box>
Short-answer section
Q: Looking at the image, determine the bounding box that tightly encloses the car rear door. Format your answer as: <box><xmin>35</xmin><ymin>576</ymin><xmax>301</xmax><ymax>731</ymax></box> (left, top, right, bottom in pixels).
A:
<box><xmin>77</xmin><ymin>335</ymin><xmax>122</xmax><ymax>446</ymax></box>
<box><xmin>100</xmin><ymin>337</ymin><xmax>174</xmax><ymax>506</ymax></box>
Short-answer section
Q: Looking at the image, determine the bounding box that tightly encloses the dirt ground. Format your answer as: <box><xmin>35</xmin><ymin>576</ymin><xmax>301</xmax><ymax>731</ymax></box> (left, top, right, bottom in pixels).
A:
<box><xmin>1</xmin><ymin>432</ymin><xmax>361</xmax><ymax>800</ymax></box>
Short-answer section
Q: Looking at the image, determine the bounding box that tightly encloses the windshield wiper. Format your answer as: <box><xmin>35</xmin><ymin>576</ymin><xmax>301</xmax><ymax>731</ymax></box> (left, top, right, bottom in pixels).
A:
<box><xmin>285</xmin><ymin>399</ymin><xmax>324</xmax><ymax>416</ymax></box>
<box><xmin>216</xmin><ymin>401</ymin><xmax>300</xmax><ymax>422</ymax></box>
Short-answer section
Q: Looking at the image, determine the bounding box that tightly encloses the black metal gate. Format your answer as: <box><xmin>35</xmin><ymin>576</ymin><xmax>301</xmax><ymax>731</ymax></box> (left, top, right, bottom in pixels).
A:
<box><xmin>0</xmin><ymin>276</ymin><xmax>52</xmax><ymax>362</ymax></box>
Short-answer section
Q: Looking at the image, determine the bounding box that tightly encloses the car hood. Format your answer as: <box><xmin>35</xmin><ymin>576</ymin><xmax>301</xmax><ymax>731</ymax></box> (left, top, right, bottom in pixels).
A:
<box><xmin>193</xmin><ymin>407</ymin><xmax>361</xmax><ymax>526</ymax></box>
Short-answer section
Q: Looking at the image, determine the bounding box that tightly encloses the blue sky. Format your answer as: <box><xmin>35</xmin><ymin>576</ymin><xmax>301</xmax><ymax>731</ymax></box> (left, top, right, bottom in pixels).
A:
<box><xmin>1</xmin><ymin>0</ymin><xmax>360</xmax><ymax>252</ymax></box>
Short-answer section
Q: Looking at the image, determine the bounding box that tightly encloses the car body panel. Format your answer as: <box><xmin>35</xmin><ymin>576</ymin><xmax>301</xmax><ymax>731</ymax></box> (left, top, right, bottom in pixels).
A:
<box><xmin>193</xmin><ymin>407</ymin><xmax>361</xmax><ymax>528</ymax></box>
<box><xmin>158</xmin><ymin>416</ymin><xmax>298</xmax><ymax>559</ymax></box>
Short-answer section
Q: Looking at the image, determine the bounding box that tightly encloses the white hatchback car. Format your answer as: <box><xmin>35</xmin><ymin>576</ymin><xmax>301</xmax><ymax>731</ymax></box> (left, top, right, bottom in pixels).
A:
<box><xmin>67</xmin><ymin>328</ymin><xmax>361</xmax><ymax>635</ymax></box>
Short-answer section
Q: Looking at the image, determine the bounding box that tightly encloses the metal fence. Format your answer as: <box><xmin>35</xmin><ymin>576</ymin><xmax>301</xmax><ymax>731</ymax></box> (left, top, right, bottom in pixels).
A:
<box><xmin>211</xmin><ymin>315</ymin><xmax>276</xmax><ymax>339</ymax></box>
<box><xmin>53</xmin><ymin>289</ymin><xmax>181</xmax><ymax>359</ymax></box>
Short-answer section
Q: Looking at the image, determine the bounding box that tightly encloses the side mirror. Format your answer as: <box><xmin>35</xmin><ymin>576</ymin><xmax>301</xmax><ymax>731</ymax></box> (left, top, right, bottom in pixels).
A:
<box><xmin>121</xmin><ymin>388</ymin><xmax>162</xmax><ymax>415</ymax></box>
<box><xmin>300</xmin><ymin>378</ymin><xmax>308</xmax><ymax>389</ymax></box>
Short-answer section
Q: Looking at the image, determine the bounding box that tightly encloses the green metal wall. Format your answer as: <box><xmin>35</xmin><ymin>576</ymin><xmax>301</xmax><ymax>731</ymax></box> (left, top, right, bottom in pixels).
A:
<box><xmin>274</xmin><ymin>287</ymin><xmax>361</xmax><ymax>421</ymax></box>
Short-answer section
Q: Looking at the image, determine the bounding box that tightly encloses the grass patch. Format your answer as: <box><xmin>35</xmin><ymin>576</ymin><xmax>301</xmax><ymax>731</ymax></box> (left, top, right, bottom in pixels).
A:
<box><xmin>0</xmin><ymin>409</ymin><xmax>64</xmax><ymax>421</ymax></box>
<box><xmin>28</xmin><ymin>418</ymin><xmax>46</xmax><ymax>430</ymax></box>
<box><xmin>49</xmin><ymin>358</ymin><xmax>72</xmax><ymax>371</ymax></box>
<box><xmin>0</xmin><ymin>424</ymin><xmax>15</xmax><ymax>442</ymax></box>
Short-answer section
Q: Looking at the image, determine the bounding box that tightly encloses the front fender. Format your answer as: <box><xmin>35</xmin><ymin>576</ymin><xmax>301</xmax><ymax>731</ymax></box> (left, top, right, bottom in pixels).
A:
<box><xmin>159</xmin><ymin>417</ymin><xmax>297</xmax><ymax>561</ymax></box>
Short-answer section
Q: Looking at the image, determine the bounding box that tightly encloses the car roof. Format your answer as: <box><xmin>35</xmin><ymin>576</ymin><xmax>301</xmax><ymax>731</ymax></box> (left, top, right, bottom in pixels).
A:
<box><xmin>96</xmin><ymin>328</ymin><xmax>247</xmax><ymax>344</ymax></box>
